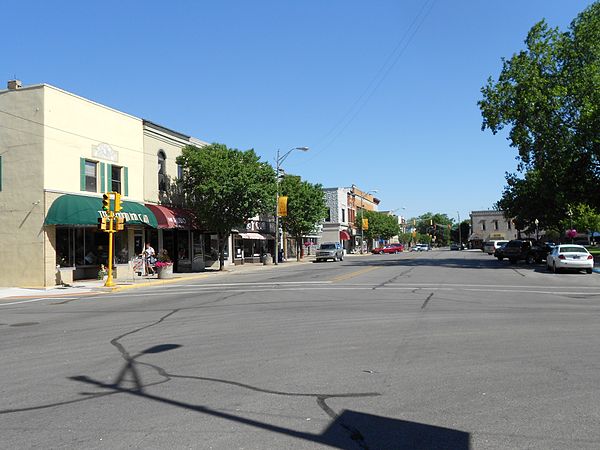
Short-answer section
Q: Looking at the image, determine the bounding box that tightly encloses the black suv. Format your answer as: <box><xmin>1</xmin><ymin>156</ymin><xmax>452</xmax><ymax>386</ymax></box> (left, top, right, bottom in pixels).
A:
<box><xmin>501</xmin><ymin>239</ymin><xmax>552</xmax><ymax>264</ymax></box>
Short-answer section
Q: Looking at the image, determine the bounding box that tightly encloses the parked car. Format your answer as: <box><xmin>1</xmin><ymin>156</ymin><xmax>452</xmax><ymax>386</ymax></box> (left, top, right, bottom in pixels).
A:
<box><xmin>315</xmin><ymin>242</ymin><xmax>344</xmax><ymax>262</ymax></box>
<box><xmin>502</xmin><ymin>239</ymin><xmax>552</xmax><ymax>264</ymax></box>
<box><xmin>372</xmin><ymin>243</ymin><xmax>404</xmax><ymax>254</ymax></box>
<box><xmin>450</xmin><ymin>243</ymin><xmax>460</xmax><ymax>250</ymax></box>
<box><xmin>483</xmin><ymin>240</ymin><xmax>509</xmax><ymax>255</ymax></box>
<box><xmin>546</xmin><ymin>244</ymin><xmax>594</xmax><ymax>274</ymax></box>
<box><xmin>411</xmin><ymin>243</ymin><xmax>430</xmax><ymax>252</ymax></box>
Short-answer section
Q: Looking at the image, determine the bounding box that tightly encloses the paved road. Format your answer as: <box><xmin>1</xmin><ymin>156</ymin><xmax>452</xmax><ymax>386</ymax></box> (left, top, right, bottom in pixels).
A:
<box><xmin>2</xmin><ymin>250</ymin><xmax>599</xmax><ymax>449</ymax></box>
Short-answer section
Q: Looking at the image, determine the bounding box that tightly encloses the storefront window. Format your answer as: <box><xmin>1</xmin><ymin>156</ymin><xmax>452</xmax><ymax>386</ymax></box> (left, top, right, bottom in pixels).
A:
<box><xmin>56</xmin><ymin>228</ymin><xmax>74</xmax><ymax>267</ymax></box>
<box><xmin>115</xmin><ymin>232</ymin><xmax>129</xmax><ymax>264</ymax></box>
<box><xmin>192</xmin><ymin>232</ymin><xmax>204</xmax><ymax>262</ymax></box>
<box><xmin>204</xmin><ymin>234</ymin><xmax>228</xmax><ymax>262</ymax></box>
<box><xmin>57</xmin><ymin>227</ymin><xmax>109</xmax><ymax>267</ymax></box>
<box><xmin>134</xmin><ymin>231</ymin><xmax>144</xmax><ymax>256</ymax></box>
<box><xmin>177</xmin><ymin>230</ymin><xmax>190</xmax><ymax>261</ymax></box>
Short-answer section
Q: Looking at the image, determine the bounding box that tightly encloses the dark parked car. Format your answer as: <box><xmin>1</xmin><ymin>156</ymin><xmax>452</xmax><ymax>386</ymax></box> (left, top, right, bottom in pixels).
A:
<box><xmin>494</xmin><ymin>242</ymin><xmax>508</xmax><ymax>260</ymax></box>
<box><xmin>501</xmin><ymin>239</ymin><xmax>552</xmax><ymax>264</ymax></box>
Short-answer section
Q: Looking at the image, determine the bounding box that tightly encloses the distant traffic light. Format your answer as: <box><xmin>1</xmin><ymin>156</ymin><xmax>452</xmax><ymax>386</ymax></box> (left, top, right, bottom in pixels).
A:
<box><xmin>362</xmin><ymin>218</ymin><xmax>369</xmax><ymax>230</ymax></box>
<box><xmin>102</xmin><ymin>193</ymin><xmax>110</xmax><ymax>211</ymax></box>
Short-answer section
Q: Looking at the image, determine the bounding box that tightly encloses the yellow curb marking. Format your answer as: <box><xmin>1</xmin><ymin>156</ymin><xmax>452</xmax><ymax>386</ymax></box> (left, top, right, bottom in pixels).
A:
<box><xmin>109</xmin><ymin>273</ymin><xmax>215</xmax><ymax>293</ymax></box>
<box><xmin>330</xmin><ymin>266</ymin><xmax>379</xmax><ymax>283</ymax></box>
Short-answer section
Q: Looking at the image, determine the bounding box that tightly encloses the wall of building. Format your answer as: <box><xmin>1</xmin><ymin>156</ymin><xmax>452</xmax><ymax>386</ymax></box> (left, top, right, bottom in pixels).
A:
<box><xmin>323</xmin><ymin>187</ymin><xmax>350</xmax><ymax>226</ymax></box>
<box><xmin>469</xmin><ymin>210</ymin><xmax>518</xmax><ymax>242</ymax></box>
<box><xmin>0</xmin><ymin>86</ymin><xmax>46</xmax><ymax>286</ymax></box>
<box><xmin>43</xmin><ymin>85</ymin><xmax>144</xmax><ymax>199</ymax></box>
<box><xmin>143</xmin><ymin>122</ymin><xmax>190</xmax><ymax>204</ymax></box>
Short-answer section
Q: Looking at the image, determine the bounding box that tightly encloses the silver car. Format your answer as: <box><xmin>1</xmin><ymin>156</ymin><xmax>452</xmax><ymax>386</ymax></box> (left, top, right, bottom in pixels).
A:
<box><xmin>316</xmin><ymin>242</ymin><xmax>344</xmax><ymax>262</ymax></box>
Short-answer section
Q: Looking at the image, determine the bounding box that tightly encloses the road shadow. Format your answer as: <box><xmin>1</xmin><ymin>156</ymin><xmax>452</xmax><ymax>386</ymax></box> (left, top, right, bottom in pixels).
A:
<box><xmin>70</xmin><ymin>343</ymin><xmax>471</xmax><ymax>449</ymax></box>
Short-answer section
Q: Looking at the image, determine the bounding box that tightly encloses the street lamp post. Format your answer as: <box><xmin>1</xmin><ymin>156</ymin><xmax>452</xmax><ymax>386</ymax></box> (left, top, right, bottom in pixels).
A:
<box><xmin>275</xmin><ymin>147</ymin><xmax>309</xmax><ymax>265</ymax></box>
<box><xmin>457</xmin><ymin>211</ymin><xmax>462</xmax><ymax>249</ymax></box>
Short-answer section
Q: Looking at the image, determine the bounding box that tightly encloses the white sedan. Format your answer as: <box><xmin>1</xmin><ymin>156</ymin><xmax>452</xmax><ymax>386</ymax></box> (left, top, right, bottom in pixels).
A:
<box><xmin>546</xmin><ymin>244</ymin><xmax>594</xmax><ymax>274</ymax></box>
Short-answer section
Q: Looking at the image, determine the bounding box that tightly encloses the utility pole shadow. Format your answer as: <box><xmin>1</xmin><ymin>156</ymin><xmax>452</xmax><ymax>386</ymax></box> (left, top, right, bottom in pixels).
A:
<box><xmin>70</xmin><ymin>343</ymin><xmax>470</xmax><ymax>449</ymax></box>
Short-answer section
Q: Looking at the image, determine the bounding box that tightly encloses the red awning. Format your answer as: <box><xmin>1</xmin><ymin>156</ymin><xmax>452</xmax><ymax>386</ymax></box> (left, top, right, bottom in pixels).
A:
<box><xmin>340</xmin><ymin>230</ymin><xmax>351</xmax><ymax>240</ymax></box>
<box><xmin>145</xmin><ymin>204</ymin><xmax>197</xmax><ymax>229</ymax></box>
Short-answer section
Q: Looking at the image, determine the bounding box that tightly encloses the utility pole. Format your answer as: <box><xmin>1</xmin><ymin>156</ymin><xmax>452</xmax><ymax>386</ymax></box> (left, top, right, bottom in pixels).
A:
<box><xmin>274</xmin><ymin>147</ymin><xmax>309</xmax><ymax>265</ymax></box>
<box><xmin>457</xmin><ymin>211</ymin><xmax>462</xmax><ymax>249</ymax></box>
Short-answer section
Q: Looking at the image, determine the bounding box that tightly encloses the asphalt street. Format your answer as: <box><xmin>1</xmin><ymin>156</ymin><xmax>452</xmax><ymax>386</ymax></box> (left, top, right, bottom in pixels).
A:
<box><xmin>1</xmin><ymin>250</ymin><xmax>599</xmax><ymax>449</ymax></box>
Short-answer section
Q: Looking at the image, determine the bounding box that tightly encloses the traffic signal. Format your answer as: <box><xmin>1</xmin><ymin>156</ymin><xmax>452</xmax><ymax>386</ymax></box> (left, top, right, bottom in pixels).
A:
<box><xmin>362</xmin><ymin>218</ymin><xmax>369</xmax><ymax>230</ymax></box>
<box><xmin>113</xmin><ymin>192</ymin><xmax>122</xmax><ymax>212</ymax></box>
<box><xmin>102</xmin><ymin>193</ymin><xmax>110</xmax><ymax>211</ymax></box>
<box><xmin>430</xmin><ymin>219</ymin><xmax>433</xmax><ymax>226</ymax></box>
<box><xmin>116</xmin><ymin>217</ymin><xmax>125</xmax><ymax>231</ymax></box>
<box><xmin>278</xmin><ymin>196</ymin><xmax>288</xmax><ymax>217</ymax></box>
<box><xmin>97</xmin><ymin>217</ymin><xmax>108</xmax><ymax>231</ymax></box>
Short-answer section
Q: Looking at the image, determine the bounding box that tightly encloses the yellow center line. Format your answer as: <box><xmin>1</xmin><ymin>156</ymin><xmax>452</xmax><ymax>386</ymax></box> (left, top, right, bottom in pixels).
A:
<box><xmin>330</xmin><ymin>266</ymin><xmax>380</xmax><ymax>283</ymax></box>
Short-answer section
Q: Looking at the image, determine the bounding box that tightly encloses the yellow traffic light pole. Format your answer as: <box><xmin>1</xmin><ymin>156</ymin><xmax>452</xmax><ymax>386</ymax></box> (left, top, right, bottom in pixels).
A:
<box><xmin>99</xmin><ymin>192</ymin><xmax>123</xmax><ymax>288</ymax></box>
<box><xmin>105</xmin><ymin>210</ymin><xmax>115</xmax><ymax>287</ymax></box>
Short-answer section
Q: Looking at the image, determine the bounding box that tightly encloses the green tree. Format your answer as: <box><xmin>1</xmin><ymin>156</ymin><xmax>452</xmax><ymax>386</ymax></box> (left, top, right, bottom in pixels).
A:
<box><xmin>176</xmin><ymin>143</ymin><xmax>276</xmax><ymax>270</ymax></box>
<box><xmin>568</xmin><ymin>203</ymin><xmax>600</xmax><ymax>235</ymax></box>
<box><xmin>411</xmin><ymin>213</ymin><xmax>452</xmax><ymax>245</ymax></box>
<box><xmin>355</xmin><ymin>210</ymin><xmax>400</xmax><ymax>250</ymax></box>
<box><xmin>480</xmin><ymin>2</ymin><xmax>600</xmax><ymax>228</ymax></box>
<box><xmin>279</xmin><ymin>175</ymin><xmax>328</xmax><ymax>261</ymax></box>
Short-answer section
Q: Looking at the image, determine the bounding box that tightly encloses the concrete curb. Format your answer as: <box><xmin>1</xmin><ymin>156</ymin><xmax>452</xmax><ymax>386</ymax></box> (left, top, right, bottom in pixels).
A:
<box><xmin>0</xmin><ymin>257</ymin><xmax>320</xmax><ymax>299</ymax></box>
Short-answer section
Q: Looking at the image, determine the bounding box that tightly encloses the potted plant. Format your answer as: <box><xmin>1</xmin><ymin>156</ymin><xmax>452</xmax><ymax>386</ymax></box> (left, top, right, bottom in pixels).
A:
<box><xmin>155</xmin><ymin>250</ymin><xmax>173</xmax><ymax>279</ymax></box>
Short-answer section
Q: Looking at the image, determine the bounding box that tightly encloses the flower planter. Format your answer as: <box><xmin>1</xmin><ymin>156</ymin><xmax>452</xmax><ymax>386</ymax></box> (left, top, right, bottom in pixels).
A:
<box><xmin>157</xmin><ymin>264</ymin><xmax>173</xmax><ymax>279</ymax></box>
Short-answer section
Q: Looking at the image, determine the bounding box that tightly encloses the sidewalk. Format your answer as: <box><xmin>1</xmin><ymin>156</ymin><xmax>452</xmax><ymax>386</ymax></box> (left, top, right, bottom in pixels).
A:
<box><xmin>0</xmin><ymin>255</ymin><xmax>325</xmax><ymax>299</ymax></box>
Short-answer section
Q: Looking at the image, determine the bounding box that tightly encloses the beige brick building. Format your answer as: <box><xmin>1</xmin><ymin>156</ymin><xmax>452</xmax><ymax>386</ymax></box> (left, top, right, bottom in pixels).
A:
<box><xmin>0</xmin><ymin>81</ymin><xmax>220</xmax><ymax>287</ymax></box>
<box><xmin>469</xmin><ymin>210</ymin><xmax>518</xmax><ymax>249</ymax></box>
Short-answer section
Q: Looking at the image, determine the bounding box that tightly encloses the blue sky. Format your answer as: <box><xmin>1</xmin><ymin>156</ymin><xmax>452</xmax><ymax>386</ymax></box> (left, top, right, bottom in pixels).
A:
<box><xmin>2</xmin><ymin>0</ymin><xmax>595</xmax><ymax>222</ymax></box>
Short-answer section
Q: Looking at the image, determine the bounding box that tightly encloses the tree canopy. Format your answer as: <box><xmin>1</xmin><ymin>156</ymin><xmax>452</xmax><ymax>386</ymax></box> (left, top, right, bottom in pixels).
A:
<box><xmin>279</xmin><ymin>175</ymin><xmax>328</xmax><ymax>260</ymax></box>
<box><xmin>176</xmin><ymin>143</ymin><xmax>276</xmax><ymax>270</ymax></box>
<box><xmin>479</xmin><ymin>2</ymin><xmax>600</xmax><ymax>232</ymax></box>
<box><xmin>355</xmin><ymin>210</ymin><xmax>400</xmax><ymax>248</ymax></box>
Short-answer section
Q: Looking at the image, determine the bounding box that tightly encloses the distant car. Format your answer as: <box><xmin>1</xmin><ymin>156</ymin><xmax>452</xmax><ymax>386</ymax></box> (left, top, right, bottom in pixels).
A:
<box><xmin>315</xmin><ymin>242</ymin><xmax>344</xmax><ymax>262</ymax></box>
<box><xmin>372</xmin><ymin>243</ymin><xmax>404</xmax><ymax>254</ymax></box>
<box><xmin>411</xmin><ymin>243</ymin><xmax>430</xmax><ymax>252</ymax></box>
<box><xmin>546</xmin><ymin>244</ymin><xmax>594</xmax><ymax>274</ymax></box>
<box><xmin>483</xmin><ymin>240</ymin><xmax>509</xmax><ymax>255</ymax></box>
<box><xmin>450</xmin><ymin>243</ymin><xmax>460</xmax><ymax>250</ymax></box>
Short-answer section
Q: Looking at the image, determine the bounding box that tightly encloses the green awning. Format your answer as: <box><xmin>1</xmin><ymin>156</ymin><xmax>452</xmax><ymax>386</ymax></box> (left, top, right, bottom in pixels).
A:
<box><xmin>45</xmin><ymin>194</ymin><xmax>158</xmax><ymax>227</ymax></box>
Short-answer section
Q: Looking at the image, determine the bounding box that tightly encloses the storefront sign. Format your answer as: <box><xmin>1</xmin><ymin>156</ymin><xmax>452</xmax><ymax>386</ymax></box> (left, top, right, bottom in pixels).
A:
<box><xmin>98</xmin><ymin>210</ymin><xmax>152</xmax><ymax>225</ymax></box>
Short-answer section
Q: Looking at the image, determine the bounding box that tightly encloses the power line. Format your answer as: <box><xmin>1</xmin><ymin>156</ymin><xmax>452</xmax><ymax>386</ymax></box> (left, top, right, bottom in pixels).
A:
<box><xmin>0</xmin><ymin>108</ymin><xmax>150</xmax><ymax>155</ymax></box>
<box><xmin>299</xmin><ymin>0</ymin><xmax>438</xmax><ymax>166</ymax></box>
